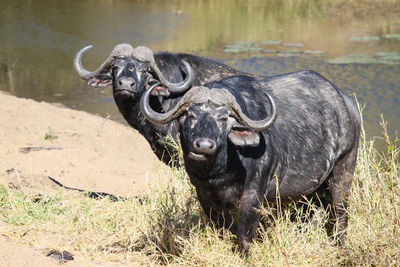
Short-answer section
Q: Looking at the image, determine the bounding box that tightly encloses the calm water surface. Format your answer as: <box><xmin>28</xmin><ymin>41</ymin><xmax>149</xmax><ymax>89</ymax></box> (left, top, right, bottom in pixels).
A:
<box><xmin>0</xmin><ymin>0</ymin><xmax>399</xmax><ymax>148</ymax></box>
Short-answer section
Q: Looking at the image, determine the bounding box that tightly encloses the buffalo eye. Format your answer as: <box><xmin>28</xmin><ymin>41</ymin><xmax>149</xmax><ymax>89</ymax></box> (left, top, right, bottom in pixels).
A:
<box><xmin>187</xmin><ymin>112</ymin><xmax>197</xmax><ymax>120</ymax></box>
<box><xmin>111</xmin><ymin>66</ymin><xmax>119</xmax><ymax>74</ymax></box>
<box><xmin>217</xmin><ymin>116</ymin><xmax>228</xmax><ymax>122</ymax></box>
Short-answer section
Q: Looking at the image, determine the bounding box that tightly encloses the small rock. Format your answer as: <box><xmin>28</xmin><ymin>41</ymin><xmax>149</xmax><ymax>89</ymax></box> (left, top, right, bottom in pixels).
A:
<box><xmin>46</xmin><ymin>249</ymin><xmax>62</xmax><ymax>260</ymax></box>
<box><xmin>62</xmin><ymin>251</ymin><xmax>74</xmax><ymax>261</ymax></box>
<box><xmin>46</xmin><ymin>249</ymin><xmax>74</xmax><ymax>262</ymax></box>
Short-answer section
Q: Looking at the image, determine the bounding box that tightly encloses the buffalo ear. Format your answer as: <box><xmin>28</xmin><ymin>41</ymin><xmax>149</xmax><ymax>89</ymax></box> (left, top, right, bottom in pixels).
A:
<box><xmin>228</xmin><ymin>128</ymin><xmax>260</xmax><ymax>147</ymax></box>
<box><xmin>86</xmin><ymin>74</ymin><xmax>113</xmax><ymax>88</ymax></box>
<box><xmin>149</xmin><ymin>84</ymin><xmax>170</xmax><ymax>96</ymax></box>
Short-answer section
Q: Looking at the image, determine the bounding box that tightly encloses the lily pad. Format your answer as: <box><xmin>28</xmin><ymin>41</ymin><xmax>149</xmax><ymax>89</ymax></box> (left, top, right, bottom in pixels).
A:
<box><xmin>227</xmin><ymin>41</ymin><xmax>255</xmax><ymax>46</ymax></box>
<box><xmin>348</xmin><ymin>36</ymin><xmax>380</xmax><ymax>41</ymax></box>
<box><xmin>326</xmin><ymin>54</ymin><xmax>374</xmax><ymax>64</ymax></box>
<box><xmin>280</xmin><ymin>49</ymin><xmax>302</xmax><ymax>54</ymax></box>
<box><xmin>379</xmin><ymin>55</ymin><xmax>400</xmax><ymax>61</ymax></box>
<box><xmin>380</xmin><ymin>34</ymin><xmax>400</xmax><ymax>40</ymax></box>
<box><xmin>224</xmin><ymin>41</ymin><xmax>255</xmax><ymax>53</ymax></box>
<box><xmin>224</xmin><ymin>47</ymin><xmax>247</xmax><ymax>53</ymax></box>
<box><xmin>251</xmin><ymin>54</ymin><xmax>267</xmax><ymax>58</ymax></box>
<box><xmin>341</xmin><ymin>53</ymin><xmax>373</xmax><ymax>58</ymax></box>
<box><xmin>304</xmin><ymin>49</ymin><xmax>326</xmax><ymax>54</ymax></box>
<box><xmin>261</xmin><ymin>49</ymin><xmax>278</xmax><ymax>53</ymax></box>
<box><xmin>249</xmin><ymin>47</ymin><xmax>263</xmax><ymax>52</ymax></box>
<box><xmin>276</xmin><ymin>53</ymin><xmax>300</xmax><ymax>57</ymax></box>
<box><xmin>326</xmin><ymin>57</ymin><xmax>358</xmax><ymax>64</ymax></box>
<box><xmin>353</xmin><ymin>57</ymin><xmax>382</xmax><ymax>64</ymax></box>
<box><xmin>224</xmin><ymin>46</ymin><xmax>251</xmax><ymax>53</ymax></box>
<box><xmin>283</xmin><ymin>42</ymin><xmax>304</xmax><ymax>47</ymax></box>
<box><xmin>326</xmin><ymin>57</ymin><xmax>378</xmax><ymax>64</ymax></box>
<box><xmin>327</xmin><ymin>52</ymin><xmax>400</xmax><ymax>64</ymax></box>
<box><xmin>374</xmin><ymin>51</ymin><xmax>400</xmax><ymax>57</ymax></box>
<box><xmin>260</xmin><ymin>40</ymin><xmax>282</xmax><ymax>45</ymax></box>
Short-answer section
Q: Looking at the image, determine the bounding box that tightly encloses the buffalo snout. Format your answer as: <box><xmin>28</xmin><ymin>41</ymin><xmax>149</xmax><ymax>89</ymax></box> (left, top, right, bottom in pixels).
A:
<box><xmin>118</xmin><ymin>77</ymin><xmax>136</xmax><ymax>90</ymax></box>
<box><xmin>193</xmin><ymin>138</ymin><xmax>217</xmax><ymax>156</ymax></box>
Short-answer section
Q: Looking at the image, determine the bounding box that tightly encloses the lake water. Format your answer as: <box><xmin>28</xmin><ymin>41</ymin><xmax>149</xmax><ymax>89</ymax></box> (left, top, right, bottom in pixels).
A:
<box><xmin>1</xmin><ymin>0</ymin><xmax>399</xmax><ymax>149</ymax></box>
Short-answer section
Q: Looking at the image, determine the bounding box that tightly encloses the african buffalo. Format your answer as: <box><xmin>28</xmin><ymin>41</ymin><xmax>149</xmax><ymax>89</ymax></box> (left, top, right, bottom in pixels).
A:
<box><xmin>74</xmin><ymin>44</ymin><xmax>243</xmax><ymax>165</ymax></box>
<box><xmin>141</xmin><ymin>71</ymin><xmax>361</xmax><ymax>252</ymax></box>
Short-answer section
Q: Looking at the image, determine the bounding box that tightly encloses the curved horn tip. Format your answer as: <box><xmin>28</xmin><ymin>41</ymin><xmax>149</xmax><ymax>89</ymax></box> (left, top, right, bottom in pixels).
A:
<box><xmin>74</xmin><ymin>45</ymin><xmax>94</xmax><ymax>80</ymax></box>
<box><xmin>227</xmin><ymin>91</ymin><xmax>277</xmax><ymax>132</ymax></box>
<box><xmin>254</xmin><ymin>92</ymin><xmax>278</xmax><ymax>131</ymax></box>
<box><xmin>141</xmin><ymin>82</ymin><xmax>194</xmax><ymax>125</ymax></box>
<box><xmin>76</xmin><ymin>45</ymin><xmax>94</xmax><ymax>54</ymax></box>
<box><xmin>74</xmin><ymin>44</ymin><xmax>114</xmax><ymax>81</ymax></box>
<box><xmin>162</xmin><ymin>60</ymin><xmax>194</xmax><ymax>93</ymax></box>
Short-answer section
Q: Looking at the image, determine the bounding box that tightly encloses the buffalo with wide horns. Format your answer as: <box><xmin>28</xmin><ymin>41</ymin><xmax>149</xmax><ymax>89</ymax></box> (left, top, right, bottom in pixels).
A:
<box><xmin>74</xmin><ymin>44</ymin><xmax>243</xmax><ymax>165</ymax></box>
<box><xmin>141</xmin><ymin>72</ymin><xmax>361</xmax><ymax>252</ymax></box>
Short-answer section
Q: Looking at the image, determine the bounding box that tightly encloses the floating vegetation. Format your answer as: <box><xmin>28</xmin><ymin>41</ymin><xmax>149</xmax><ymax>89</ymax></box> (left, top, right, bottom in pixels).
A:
<box><xmin>374</xmin><ymin>51</ymin><xmax>399</xmax><ymax>57</ymax></box>
<box><xmin>251</xmin><ymin>54</ymin><xmax>267</xmax><ymax>58</ymax></box>
<box><xmin>261</xmin><ymin>49</ymin><xmax>278</xmax><ymax>53</ymax></box>
<box><xmin>393</xmin><ymin>22</ymin><xmax>400</xmax><ymax>26</ymax></box>
<box><xmin>276</xmin><ymin>53</ymin><xmax>300</xmax><ymax>57</ymax></box>
<box><xmin>276</xmin><ymin>49</ymin><xmax>302</xmax><ymax>57</ymax></box>
<box><xmin>249</xmin><ymin>47</ymin><xmax>263</xmax><ymax>52</ymax></box>
<box><xmin>380</xmin><ymin>34</ymin><xmax>400</xmax><ymax>40</ymax></box>
<box><xmin>223</xmin><ymin>41</ymin><xmax>255</xmax><ymax>53</ymax></box>
<box><xmin>224</xmin><ymin>36</ymin><xmax>399</xmax><ymax>63</ymax></box>
<box><xmin>374</xmin><ymin>51</ymin><xmax>400</xmax><ymax>62</ymax></box>
<box><xmin>348</xmin><ymin>36</ymin><xmax>380</xmax><ymax>42</ymax></box>
<box><xmin>346</xmin><ymin>33</ymin><xmax>400</xmax><ymax>42</ymax></box>
<box><xmin>282</xmin><ymin>49</ymin><xmax>302</xmax><ymax>54</ymax></box>
<box><xmin>304</xmin><ymin>49</ymin><xmax>326</xmax><ymax>54</ymax></box>
<box><xmin>283</xmin><ymin>42</ymin><xmax>304</xmax><ymax>47</ymax></box>
<box><xmin>327</xmin><ymin>51</ymin><xmax>400</xmax><ymax>65</ymax></box>
<box><xmin>259</xmin><ymin>40</ymin><xmax>282</xmax><ymax>45</ymax></box>
<box><xmin>224</xmin><ymin>40</ymin><xmax>319</xmax><ymax>57</ymax></box>
<box><xmin>224</xmin><ymin>40</ymin><xmax>270</xmax><ymax>54</ymax></box>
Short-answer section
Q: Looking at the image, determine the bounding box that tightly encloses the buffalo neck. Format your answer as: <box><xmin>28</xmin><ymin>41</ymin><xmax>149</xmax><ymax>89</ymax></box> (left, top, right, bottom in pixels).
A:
<box><xmin>114</xmin><ymin>94</ymin><xmax>179</xmax><ymax>165</ymax></box>
<box><xmin>182</xmin><ymin>138</ymin><xmax>239</xmax><ymax>187</ymax></box>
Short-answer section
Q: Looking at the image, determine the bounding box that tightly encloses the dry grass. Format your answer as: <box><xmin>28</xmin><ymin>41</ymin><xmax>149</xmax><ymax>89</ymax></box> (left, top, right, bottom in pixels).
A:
<box><xmin>0</xmin><ymin>118</ymin><xmax>399</xmax><ymax>266</ymax></box>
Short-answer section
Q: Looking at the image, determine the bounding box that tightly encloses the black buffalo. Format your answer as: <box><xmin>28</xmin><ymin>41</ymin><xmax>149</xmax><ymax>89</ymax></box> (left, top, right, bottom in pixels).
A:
<box><xmin>74</xmin><ymin>44</ymin><xmax>243</xmax><ymax>165</ymax></box>
<box><xmin>141</xmin><ymin>71</ymin><xmax>361</xmax><ymax>252</ymax></box>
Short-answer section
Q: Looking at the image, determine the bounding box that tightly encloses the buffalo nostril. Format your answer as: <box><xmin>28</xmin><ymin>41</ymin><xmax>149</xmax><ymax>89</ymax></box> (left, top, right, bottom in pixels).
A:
<box><xmin>118</xmin><ymin>78</ymin><xmax>136</xmax><ymax>89</ymax></box>
<box><xmin>194</xmin><ymin>140</ymin><xmax>201</xmax><ymax>149</ymax></box>
<box><xmin>193</xmin><ymin>138</ymin><xmax>217</xmax><ymax>155</ymax></box>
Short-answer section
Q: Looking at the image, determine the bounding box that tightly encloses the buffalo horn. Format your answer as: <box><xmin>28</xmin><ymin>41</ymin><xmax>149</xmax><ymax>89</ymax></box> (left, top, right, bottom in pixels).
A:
<box><xmin>132</xmin><ymin>46</ymin><xmax>194</xmax><ymax>93</ymax></box>
<box><xmin>141</xmin><ymin>85</ymin><xmax>209</xmax><ymax>125</ymax></box>
<box><xmin>142</xmin><ymin>85</ymin><xmax>277</xmax><ymax>131</ymax></box>
<box><xmin>209</xmin><ymin>88</ymin><xmax>277</xmax><ymax>132</ymax></box>
<box><xmin>74</xmin><ymin>45</ymin><xmax>112</xmax><ymax>80</ymax></box>
<box><xmin>74</xmin><ymin>44</ymin><xmax>134</xmax><ymax>80</ymax></box>
<box><xmin>150</xmin><ymin>60</ymin><xmax>194</xmax><ymax>93</ymax></box>
<box><xmin>226</xmin><ymin>90</ymin><xmax>277</xmax><ymax>132</ymax></box>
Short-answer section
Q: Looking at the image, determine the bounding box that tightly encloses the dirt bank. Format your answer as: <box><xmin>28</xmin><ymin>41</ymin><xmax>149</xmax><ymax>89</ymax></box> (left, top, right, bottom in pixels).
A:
<box><xmin>0</xmin><ymin>91</ymin><xmax>170</xmax><ymax>266</ymax></box>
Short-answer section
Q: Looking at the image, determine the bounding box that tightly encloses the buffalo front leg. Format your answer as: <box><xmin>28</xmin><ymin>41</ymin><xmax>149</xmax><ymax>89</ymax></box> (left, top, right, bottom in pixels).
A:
<box><xmin>237</xmin><ymin>190</ymin><xmax>263</xmax><ymax>253</ymax></box>
<box><xmin>195</xmin><ymin>189</ymin><xmax>234</xmax><ymax>230</ymax></box>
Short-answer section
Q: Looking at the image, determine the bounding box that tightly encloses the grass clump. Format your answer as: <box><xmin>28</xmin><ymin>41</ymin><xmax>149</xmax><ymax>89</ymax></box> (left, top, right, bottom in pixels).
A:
<box><xmin>44</xmin><ymin>127</ymin><xmax>58</xmax><ymax>141</ymax></box>
<box><xmin>0</xmin><ymin>119</ymin><xmax>399</xmax><ymax>265</ymax></box>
